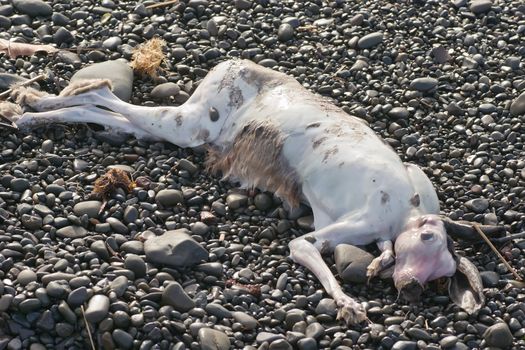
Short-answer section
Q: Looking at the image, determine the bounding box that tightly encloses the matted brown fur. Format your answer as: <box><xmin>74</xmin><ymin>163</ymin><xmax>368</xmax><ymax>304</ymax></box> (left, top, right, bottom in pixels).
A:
<box><xmin>206</xmin><ymin>121</ymin><xmax>302</xmax><ymax>207</ymax></box>
<box><xmin>59</xmin><ymin>79</ymin><xmax>113</xmax><ymax>96</ymax></box>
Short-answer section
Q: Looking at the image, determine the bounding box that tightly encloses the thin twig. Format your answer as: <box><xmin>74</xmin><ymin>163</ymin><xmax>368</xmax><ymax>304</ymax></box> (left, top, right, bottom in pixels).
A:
<box><xmin>491</xmin><ymin>231</ymin><xmax>525</xmax><ymax>244</ymax></box>
<box><xmin>0</xmin><ymin>74</ymin><xmax>47</xmax><ymax>100</ymax></box>
<box><xmin>473</xmin><ymin>223</ymin><xmax>523</xmax><ymax>281</ymax></box>
<box><xmin>81</xmin><ymin>305</ymin><xmax>96</xmax><ymax>350</ymax></box>
<box><xmin>145</xmin><ymin>0</ymin><xmax>178</xmax><ymax>9</ymax></box>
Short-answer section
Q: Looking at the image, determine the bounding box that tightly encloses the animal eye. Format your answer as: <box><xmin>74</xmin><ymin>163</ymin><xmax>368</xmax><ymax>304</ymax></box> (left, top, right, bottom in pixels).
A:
<box><xmin>421</xmin><ymin>232</ymin><xmax>435</xmax><ymax>242</ymax></box>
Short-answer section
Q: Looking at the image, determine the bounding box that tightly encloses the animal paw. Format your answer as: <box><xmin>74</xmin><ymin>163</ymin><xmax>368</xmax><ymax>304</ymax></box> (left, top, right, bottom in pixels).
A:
<box><xmin>0</xmin><ymin>101</ymin><xmax>22</xmax><ymax>123</ymax></box>
<box><xmin>10</xmin><ymin>86</ymin><xmax>49</xmax><ymax>110</ymax></box>
<box><xmin>59</xmin><ymin>79</ymin><xmax>112</xmax><ymax>97</ymax></box>
<box><xmin>366</xmin><ymin>250</ymin><xmax>395</xmax><ymax>280</ymax></box>
<box><xmin>335</xmin><ymin>294</ymin><xmax>367</xmax><ymax>325</ymax></box>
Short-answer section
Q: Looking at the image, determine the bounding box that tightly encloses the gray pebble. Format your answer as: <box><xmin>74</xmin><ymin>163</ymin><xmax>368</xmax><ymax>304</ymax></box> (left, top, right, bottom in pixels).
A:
<box><xmin>109</xmin><ymin>276</ymin><xmax>128</xmax><ymax>297</ymax></box>
<box><xmin>198</xmin><ymin>328</ymin><xmax>231</xmax><ymax>350</ymax></box>
<box><xmin>112</xmin><ymin>329</ymin><xmax>134</xmax><ymax>350</ymax></box>
<box><xmin>483</xmin><ymin>322</ymin><xmax>513</xmax><ymax>348</ymax></box>
<box><xmin>232</xmin><ymin>311</ymin><xmax>257</xmax><ymax>330</ymax></box>
<box><xmin>56</xmin><ymin>225</ymin><xmax>87</xmax><ymax>239</ymax></box>
<box><xmin>145</xmin><ymin>229</ymin><xmax>208</xmax><ymax>267</ymax></box>
<box><xmin>70</xmin><ymin>60</ymin><xmax>134</xmax><ymax>101</ymax></box>
<box><xmin>162</xmin><ymin>281</ymin><xmax>195</xmax><ymax>312</ymax></box>
<box><xmin>156</xmin><ymin>189</ymin><xmax>184</xmax><ymax>207</ymax></box>
<box><xmin>151</xmin><ymin>82</ymin><xmax>181</xmax><ymax>99</ymax></box>
<box><xmin>17</xmin><ymin>270</ymin><xmax>37</xmax><ymax>286</ymax></box>
<box><xmin>334</xmin><ymin>244</ymin><xmax>374</xmax><ymax>283</ymax></box>
<box><xmin>124</xmin><ymin>254</ymin><xmax>147</xmax><ymax>278</ymax></box>
<box><xmin>73</xmin><ymin>200</ymin><xmax>102</xmax><ymax>218</ymax></box>
<box><xmin>226</xmin><ymin>193</ymin><xmax>248</xmax><ymax>210</ymax></box>
<box><xmin>12</xmin><ymin>0</ymin><xmax>52</xmax><ymax>17</ymax></box>
<box><xmin>470</xmin><ymin>0</ymin><xmax>492</xmax><ymax>14</ymax></box>
<box><xmin>278</xmin><ymin>24</ymin><xmax>294</xmax><ymax>42</ymax></box>
<box><xmin>510</xmin><ymin>92</ymin><xmax>525</xmax><ymax>116</ymax></box>
<box><xmin>85</xmin><ymin>294</ymin><xmax>110</xmax><ymax>323</ymax></box>
<box><xmin>409</xmin><ymin>78</ymin><xmax>438</xmax><ymax>91</ymax></box>
<box><xmin>358</xmin><ymin>32</ymin><xmax>384</xmax><ymax>49</ymax></box>
<box><xmin>465</xmin><ymin>198</ymin><xmax>489</xmax><ymax>213</ymax></box>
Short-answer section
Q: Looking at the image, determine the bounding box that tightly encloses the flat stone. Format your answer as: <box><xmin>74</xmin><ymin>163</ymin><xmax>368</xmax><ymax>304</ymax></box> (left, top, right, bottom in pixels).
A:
<box><xmin>90</xmin><ymin>240</ymin><xmax>110</xmax><ymax>260</ymax></box>
<box><xmin>198</xmin><ymin>328</ymin><xmax>231</xmax><ymax>350</ymax></box>
<box><xmin>278</xmin><ymin>23</ymin><xmax>294</xmax><ymax>42</ymax></box>
<box><xmin>465</xmin><ymin>198</ymin><xmax>489</xmax><ymax>213</ymax></box>
<box><xmin>145</xmin><ymin>229</ymin><xmax>208</xmax><ymax>267</ymax></box>
<box><xmin>124</xmin><ymin>254</ymin><xmax>147</xmax><ymax>278</ymax></box>
<box><xmin>73</xmin><ymin>201</ymin><xmax>102</xmax><ymax>218</ymax></box>
<box><xmin>256</xmin><ymin>332</ymin><xmax>285</xmax><ymax>344</ymax></box>
<box><xmin>17</xmin><ymin>270</ymin><xmax>37</xmax><ymax>286</ymax></box>
<box><xmin>84</xmin><ymin>294</ymin><xmax>110</xmax><ymax>323</ymax></box>
<box><xmin>388</xmin><ymin>107</ymin><xmax>409</xmax><ymax>119</ymax></box>
<box><xmin>480</xmin><ymin>270</ymin><xmax>499</xmax><ymax>287</ymax></box>
<box><xmin>67</xmin><ymin>286</ymin><xmax>88</xmax><ymax>306</ymax></box>
<box><xmin>156</xmin><ymin>189</ymin><xmax>184</xmax><ymax>207</ymax></box>
<box><xmin>392</xmin><ymin>340</ymin><xmax>417</xmax><ymax>350</ymax></box>
<box><xmin>510</xmin><ymin>92</ymin><xmax>525</xmax><ymax>116</ymax></box>
<box><xmin>226</xmin><ymin>193</ymin><xmax>248</xmax><ymax>210</ymax></box>
<box><xmin>151</xmin><ymin>82</ymin><xmax>180</xmax><ymax>99</ymax></box>
<box><xmin>232</xmin><ymin>311</ymin><xmax>257</xmax><ymax>330</ymax></box>
<box><xmin>470</xmin><ymin>0</ymin><xmax>492</xmax><ymax>14</ymax></box>
<box><xmin>334</xmin><ymin>244</ymin><xmax>374</xmax><ymax>283</ymax></box>
<box><xmin>56</xmin><ymin>226</ymin><xmax>88</xmax><ymax>239</ymax></box>
<box><xmin>70</xmin><ymin>60</ymin><xmax>133</xmax><ymax>101</ymax></box>
<box><xmin>409</xmin><ymin>77</ymin><xmax>438</xmax><ymax>91</ymax></box>
<box><xmin>109</xmin><ymin>276</ymin><xmax>128</xmax><ymax>297</ymax></box>
<box><xmin>483</xmin><ymin>322</ymin><xmax>513</xmax><ymax>349</ymax></box>
<box><xmin>10</xmin><ymin>178</ymin><xmax>30</xmax><ymax>192</ymax></box>
<box><xmin>358</xmin><ymin>32</ymin><xmax>384</xmax><ymax>49</ymax></box>
<box><xmin>112</xmin><ymin>329</ymin><xmax>134</xmax><ymax>350</ymax></box>
<box><xmin>12</xmin><ymin>0</ymin><xmax>52</xmax><ymax>17</ymax></box>
<box><xmin>161</xmin><ymin>281</ymin><xmax>195</xmax><ymax>312</ymax></box>
<box><xmin>21</xmin><ymin>214</ymin><xmax>42</xmax><ymax>230</ymax></box>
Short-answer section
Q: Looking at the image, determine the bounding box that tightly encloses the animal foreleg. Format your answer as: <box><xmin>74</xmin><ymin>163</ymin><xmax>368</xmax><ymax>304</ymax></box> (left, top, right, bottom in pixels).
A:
<box><xmin>288</xmin><ymin>222</ymin><xmax>367</xmax><ymax>325</ymax></box>
<box><xmin>366</xmin><ymin>240</ymin><xmax>395</xmax><ymax>280</ymax></box>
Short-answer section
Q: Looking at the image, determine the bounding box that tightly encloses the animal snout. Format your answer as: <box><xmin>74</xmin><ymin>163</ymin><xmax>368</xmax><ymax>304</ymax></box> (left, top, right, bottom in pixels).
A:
<box><xmin>397</xmin><ymin>277</ymin><xmax>424</xmax><ymax>303</ymax></box>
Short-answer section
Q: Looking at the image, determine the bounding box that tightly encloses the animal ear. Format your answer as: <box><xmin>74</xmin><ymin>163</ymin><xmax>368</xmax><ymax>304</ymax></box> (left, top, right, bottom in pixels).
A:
<box><xmin>441</xmin><ymin>217</ymin><xmax>505</xmax><ymax>241</ymax></box>
<box><xmin>448</xmin><ymin>255</ymin><xmax>485</xmax><ymax>314</ymax></box>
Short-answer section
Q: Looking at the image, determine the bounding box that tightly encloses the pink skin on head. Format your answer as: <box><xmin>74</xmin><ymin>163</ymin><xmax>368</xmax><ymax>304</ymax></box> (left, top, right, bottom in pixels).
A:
<box><xmin>393</xmin><ymin>215</ymin><xmax>457</xmax><ymax>300</ymax></box>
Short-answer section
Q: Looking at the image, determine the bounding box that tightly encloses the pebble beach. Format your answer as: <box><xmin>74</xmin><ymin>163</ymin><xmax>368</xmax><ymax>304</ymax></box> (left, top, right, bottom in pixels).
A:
<box><xmin>0</xmin><ymin>0</ymin><xmax>524</xmax><ymax>349</ymax></box>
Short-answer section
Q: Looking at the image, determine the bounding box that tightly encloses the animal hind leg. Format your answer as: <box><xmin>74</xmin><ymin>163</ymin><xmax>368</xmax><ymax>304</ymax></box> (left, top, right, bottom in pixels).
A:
<box><xmin>4</xmin><ymin>104</ymin><xmax>158</xmax><ymax>140</ymax></box>
<box><xmin>288</xmin><ymin>221</ymin><xmax>368</xmax><ymax>325</ymax></box>
<box><xmin>9</xmin><ymin>81</ymin><xmax>207</xmax><ymax>147</ymax></box>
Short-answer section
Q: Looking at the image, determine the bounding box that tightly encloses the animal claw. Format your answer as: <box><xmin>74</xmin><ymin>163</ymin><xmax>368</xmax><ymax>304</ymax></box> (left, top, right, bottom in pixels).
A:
<box><xmin>335</xmin><ymin>295</ymin><xmax>367</xmax><ymax>325</ymax></box>
<box><xmin>366</xmin><ymin>250</ymin><xmax>395</xmax><ymax>280</ymax></box>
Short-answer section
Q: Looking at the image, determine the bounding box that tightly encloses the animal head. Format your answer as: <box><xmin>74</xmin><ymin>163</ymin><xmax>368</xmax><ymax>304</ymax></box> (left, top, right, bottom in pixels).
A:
<box><xmin>392</xmin><ymin>214</ymin><xmax>485</xmax><ymax>314</ymax></box>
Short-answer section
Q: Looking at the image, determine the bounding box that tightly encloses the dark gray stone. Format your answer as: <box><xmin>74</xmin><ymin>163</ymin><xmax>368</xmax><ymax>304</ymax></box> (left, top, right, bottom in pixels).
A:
<box><xmin>56</xmin><ymin>226</ymin><xmax>87</xmax><ymax>239</ymax></box>
<box><xmin>483</xmin><ymin>322</ymin><xmax>513</xmax><ymax>349</ymax></box>
<box><xmin>358</xmin><ymin>32</ymin><xmax>384</xmax><ymax>49</ymax></box>
<box><xmin>198</xmin><ymin>328</ymin><xmax>231</xmax><ymax>350</ymax></box>
<box><xmin>510</xmin><ymin>92</ymin><xmax>525</xmax><ymax>116</ymax></box>
<box><xmin>334</xmin><ymin>244</ymin><xmax>374</xmax><ymax>283</ymax></box>
<box><xmin>70</xmin><ymin>60</ymin><xmax>134</xmax><ymax>101</ymax></box>
<box><xmin>161</xmin><ymin>281</ymin><xmax>195</xmax><ymax>312</ymax></box>
<box><xmin>12</xmin><ymin>0</ymin><xmax>52</xmax><ymax>17</ymax></box>
<box><xmin>85</xmin><ymin>294</ymin><xmax>110</xmax><ymax>323</ymax></box>
<box><xmin>145</xmin><ymin>229</ymin><xmax>208</xmax><ymax>267</ymax></box>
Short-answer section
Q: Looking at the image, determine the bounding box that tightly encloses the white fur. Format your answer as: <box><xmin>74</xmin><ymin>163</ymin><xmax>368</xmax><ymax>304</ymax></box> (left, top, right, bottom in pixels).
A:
<box><xmin>6</xmin><ymin>59</ymin><xmax>468</xmax><ymax>324</ymax></box>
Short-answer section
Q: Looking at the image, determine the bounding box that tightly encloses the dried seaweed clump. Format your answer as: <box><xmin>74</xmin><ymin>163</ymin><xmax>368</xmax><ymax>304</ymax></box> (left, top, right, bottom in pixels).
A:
<box><xmin>93</xmin><ymin>168</ymin><xmax>135</xmax><ymax>199</ymax></box>
<box><xmin>130</xmin><ymin>38</ymin><xmax>167</xmax><ymax>78</ymax></box>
